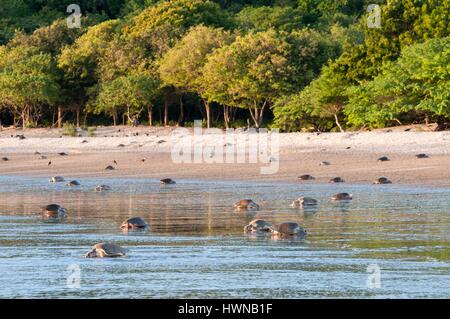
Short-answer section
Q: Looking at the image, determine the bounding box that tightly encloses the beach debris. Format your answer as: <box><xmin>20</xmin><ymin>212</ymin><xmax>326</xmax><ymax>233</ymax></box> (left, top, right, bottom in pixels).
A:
<box><xmin>330</xmin><ymin>193</ymin><xmax>353</xmax><ymax>201</ymax></box>
<box><xmin>41</xmin><ymin>204</ymin><xmax>67</xmax><ymax>219</ymax></box>
<box><xmin>291</xmin><ymin>197</ymin><xmax>318</xmax><ymax>208</ymax></box>
<box><xmin>329</xmin><ymin>177</ymin><xmax>345</xmax><ymax>183</ymax></box>
<box><xmin>49</xmin><ymin>176</ymin><xmax>64</xmax><ymax>183</ymax></box>
<box><xmin>374</xmin><ymin>177</ymin><xmax>392</xmax><ymax>184</ymax></box>
<box><xmin>85</xmin><ymin>243</ymin><xmax>128</xmax><ymax>258</ymax></box>
<box><xmin>160</xmin><ymin>178</ymin><xmax>175</xmax><ymax>185</ymax></box>
<box><xmin>94</xmin><ymin>185</ymin><xmax>111</xmax><ymax>192</ymax></box>
<box><xmin>120</xmin><ymin>217</ymin><xmax>148</xmax><ymax>230</ymax></box>
<box><xmin>244</xmin><ymin>219</ymin><xmax>272</xmax><ymax>233</ymax></box>
<box><xmin>269</xmin><ymin>222</ymin><xmax>307</xmax><ymax>238</ymax></box>
<box><xmin>234</xmin><ymin>199</ymin><xmax>259</xmax><ymax>211</ymax></box>
<box><xmin>298</xmin><ymin>174</ymin><xmax>315</xmax><ymax>181</ymax></box>
<box><xmin>415</xmin><ymin>153</ymin><xmax>429</xmax><ymax>159</ymax></box>
<box><xmin>377</xmin><ymin>156</ymin><xmax>390</xmax><ymax>162</ymax></box>
<box><xmin>66</xmin><ymin>180</ymin><xmax>80</xmax><ymax>186</ymax></box>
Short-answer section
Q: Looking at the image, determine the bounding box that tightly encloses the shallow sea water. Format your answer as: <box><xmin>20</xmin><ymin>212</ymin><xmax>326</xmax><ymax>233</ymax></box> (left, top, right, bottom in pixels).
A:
<box><xmin>0</xmin><ymin>176</ymin><xmax>449</xmax><ymax>298</ymax></box>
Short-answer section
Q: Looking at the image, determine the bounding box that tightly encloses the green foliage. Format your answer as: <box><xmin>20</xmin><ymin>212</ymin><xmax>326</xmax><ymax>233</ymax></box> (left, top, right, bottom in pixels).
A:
<box><xmin>62</xmin><ymin>122</ymin><xmax>77</xmax><ymax>136</ymax></box>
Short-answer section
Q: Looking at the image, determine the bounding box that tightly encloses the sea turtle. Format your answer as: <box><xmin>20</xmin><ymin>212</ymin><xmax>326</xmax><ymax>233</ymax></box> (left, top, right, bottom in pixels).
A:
<box><xmin>291</xmin><ymin>197</ymin><xmax>318</xmax><ymax>208</ymax></box>
<box><xmin>244</xmin><ymin>219</ymin><xmax>272</xmax><ymax>233</ymax></box>
<box><xmin>85</xmin><ymin>243</ymin><xmax>128</xmax><ymax>258</ymax></box>
<box><xmin>415</xmin><ymin>153</ymin><xmax>429</xmax><ymax>159</ymax></box>
<box><xmin>58</xmin><ymin>152</ymin><xmax>68</xmax><ymax>156</ymax></box>
<box><xmin>160</xmin><ymin>178</ymin><xmax>175</xmax><ymax>185</ymax></box>
<box><xmin>66</xmin><ymin>180</ymin><xmax>80</xmax><ymax>186</ymax></box>
<box><xmin>1</xmin><ymin>157</ymin><xmax>9</xmax><ymax>161</ymax></box>
<box><xmin>234</xmin><ymin>199</ymin><xmax>260</xmax><ymax>211</ymax></box>
<box><xmin>374</xmin><ymin>177</ymin><xmax>392</xmax><ymax>184</ymax></box>
<box><xmin>319</xmin><ymin>161</ymin><xmax>331</xmax><ymax>166</ymax></box>
<box><xmin>94</xmin><ymin>185</ymin><xmax>111</xmax><ymax>192</ymax></box>
<box><xmin>269</xmin><ymin>222</ymin><xmax>307</xmax><ymax>238</ymax></box>
<box><xmin>41</xmin><ymin>204</ymin><xmax>67</xmax><ymax>219</ymax></box>
<box><xmin>298</xmin><ymin>174</ymin><xmax>315</xmax><ymax>181</ymax></box>
<box><xmin>330</xmin><ymin>193</ymin><xmax>353</xmax><ymax>201</ymax></box>
<box><xmin>329</xmin><ymin>177</ymin><xmax>345</xmax><ymax>183</ymax></box>
<box><xmin>120</xmin><ymin>217</ymin><xmax>148</xmax><ymax>230</ymax></box>
<box><xmin>117</xmin><ymin>144</ymin><xmax>125</xmax><ymax>147</ymax></box>
<box><xmin>49</xmin><ymin>176</ymin><xmax>65</xmax><ymax>183</ymax></box>
<box><xmin>377</xmin><ymin>156</ymin><xmax>390</xmax><ymax>162</ymax></box>
<box><xmin>105</xmin><ymin>165</ymin><xmax>115</xmax><ymax>170</ymax></box>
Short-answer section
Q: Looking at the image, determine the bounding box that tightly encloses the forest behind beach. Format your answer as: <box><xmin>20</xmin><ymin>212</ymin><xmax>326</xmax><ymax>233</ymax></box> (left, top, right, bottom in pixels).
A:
<box><xmin>0</xmin><ymin>0</ymin><xmax>448</xmax><ymax>132</ymax></box>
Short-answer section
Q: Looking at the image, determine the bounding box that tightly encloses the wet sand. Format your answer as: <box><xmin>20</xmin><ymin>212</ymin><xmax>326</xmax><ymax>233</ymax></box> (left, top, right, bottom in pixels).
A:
<box><xmin>1</xmin><ymin>126</ymin><xmax>450</xmax><ymax>187</ymax></box>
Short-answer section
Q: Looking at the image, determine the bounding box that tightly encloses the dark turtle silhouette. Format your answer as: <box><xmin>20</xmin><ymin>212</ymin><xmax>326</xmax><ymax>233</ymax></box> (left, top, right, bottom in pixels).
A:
<box><xmin>298</xmin><ymin>174</ymin><xmax>315</xmax><ymax>181</ymax></box>
<box><xmin>41</xmin><ymin>204</ymin><xmax>67</xmax><ymax>219</ymax></box>
<box><xmin>81</xmin><ymin>140</ymin><xmax>88</xmax><ymax>144</ymax></box>
<box><xmin>415</xmin><ymin>153</ymin><xmax>429</xmax><ymax>159</ymax></box>
<box><xmin>94</xmin><ymin>185</ymin><xmax>111</xmax><ymax>192</ymax></box>
<box><xmin>117</xmin><ymin>144</ymin><xmax>125</xmax><ymax>147</ymax></box>
<box><xmin>244</xmin><ymin>219</ymin><xmax>272</xmax><ymax>233</ymax></box>
<box><xmin>105</xmin><ymin>165</ymin><xmax>115</xmax><ymax>170</ymax></box>
<box><xmin>291</xmin><ymin>197</ymin><xmax>318</xmax><ymax>208</ymax></box>
<box><xmin>49</xmin><ymin>176</ymin><xmax>65</xmax><ymax>183</ymax></box>
<box><xmin>1</xmin><ymin>157</ymin><xmax>9</xmax><ymax>161</ymax></box>
<box><xmin>85</xmin><ymin>243</ymin><xmax>128</xmax><ymax>258</ymax></box>
<box><xmin>374</xmin><ymin>177</ymin><xmax>392</xmax><ymax>184</ymax></box>
<box><xmin>160</xmin><ymin>178</ymin><xmax>175</xmax><ymax>184</ymax></box>
<box><xmin>58</xmin><ymin>152</ymin><xmax>68</xmax><ymax>156</ymax></box>
<box><xmin>66</xmin><ymin>180</ymin><xmax>80</xmax><ymax>186</ymax></box>
<box><xmin>269</xmin><ymin>222</ymin><xmax>307</xmax><ymax>237</ymax></box>
<box><xmin>330</xmin><ymin>193</ymin><xmax>353</xmax><ymax>201</ymax></box>
<box><xmin>157</xmin><ymin>140</ymin><xmax>166</xmax><ymax>144</ymax></box>
<box><xmin>120</xmin><ymin>217</ymin><xmax>148</xmax><ymax>230</ymax></box>
<box><xmin>234</xmin><ymin>199</ymin><xmax>259</xmax><ymax>211</ymax></box>
<box><xmin>319</xmin><ymin>161</ymin><xmax>331</xmax><ymax>166</ymax></box>
<box><xmin>329</xmin><ymin>177</ymin><xmax>345</xmax><ymax>183</ymax></box>
<box><xmin>377</xmin><ymin>156</ymin><xmax>390</xmax><ymax>162</ymax></box>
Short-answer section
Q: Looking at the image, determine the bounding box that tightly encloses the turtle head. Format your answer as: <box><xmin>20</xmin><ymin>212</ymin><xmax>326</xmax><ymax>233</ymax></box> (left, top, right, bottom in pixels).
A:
<box><xmin>85</xmin><ymin>249</ymin><xmax>97</xmax><ymax>258</ymax></box>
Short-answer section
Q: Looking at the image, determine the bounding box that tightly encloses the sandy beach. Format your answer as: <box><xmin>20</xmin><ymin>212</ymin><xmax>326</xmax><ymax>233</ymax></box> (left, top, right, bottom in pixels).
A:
<box><xmin>1</xmin><ymin>125</ymin><xmax>450</xmax><ymax>187</ymax></box>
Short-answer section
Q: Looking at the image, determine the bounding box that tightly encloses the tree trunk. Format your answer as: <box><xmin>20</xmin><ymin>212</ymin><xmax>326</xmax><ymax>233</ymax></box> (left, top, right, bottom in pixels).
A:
<box><xmin>112</xmin><ymin>112</ymin><xmax>117</xmax><ymax>126</ymax></box>
<box><xmin>334</xmin><ymin>113</ymin><xmax>344</xmax><ymax>132</ymax></box>
<box><xmin>257</xmin><ymin>100</ymin><xmax>268</xmax><ymax>128</ymax></box>
<box><xmin>83</xmin><ymin>113</ymin><xmax>88</xmax><ymax>127</ymax></box>
<box><xmin>177</xmin><ymin>95</ymin><xmax>184</xmax><ymax>126</ymax></box>
<box><xmin>57</xmin><ymin>106</ymin><xmax>62</xmax><ymax>129</ymax></box>
<box><xmin>204</xmin><ymin>100</ymin><xmax>211</xmax><ymax>128</ymax></box>
<box><xmin>164</xmin><ymin>93</ymin><xmax>169</xmax><ymax>126</ymax></box>
<box><xmin>147</xmin><ymin>105</ymin><xmax>153</xmax><ymax>127</ymax></box>
<box><xmin>76</xmin><ymin>107</ymin><xmax>80</xmax><ymax>127</ymax></box>
<box><xmin>223</xmin><ymin>105</ymin><xmax>231</xmax><ymax>129</ymax></box>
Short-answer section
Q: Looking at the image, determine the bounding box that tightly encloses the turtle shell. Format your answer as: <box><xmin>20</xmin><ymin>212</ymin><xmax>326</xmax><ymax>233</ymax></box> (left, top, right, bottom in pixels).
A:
<box><xmin>415</xmin><ymin>153</ymin><xmax>429</xmax><ymax>159</ymax></box>
<box><xmin>234</xmin><ymin>199</ymin><xmax>259</xmax><ymax>210</ymax></box>
<box><xmin>298</xmin><ymin>174</ymin><xmax>315</xmax><ymax>181</ymax></box>
<box><xmin>121</xmin><ymin>217</ymin><xmax>148</xmax><ymax>229</ymax></box>
<box><xmin>377</xmin><ymin>156</ymin><xmax>390</xmax><ymax>162</ymax></box>
<box><xmin>330</xmin><ymin>193</ymin><xmax>352</xmax><ymax>201</ymax></box>
<box><xmin>244</xmin><ymin>219</ymin><xmax>272</xmax><ymax>232</ymax></box>
<box><xmin>87</xmin><ymin>243</ymin><xmax>127</xmax><ymax>258</ymax></box>
<box><xmin>67</xmin><ymin>180</ymin><xmax>80</xmax><ymax>186</ymax></box>
<box><xmin>291</xmin><ymin>197</ymin><xmax>317</xmax><ymax>207</ymax></box>
<box><xmin>160</xmin><ymin>178</ymin><xmax>175</xmax><ymax>184</ymax></box>
<box><xmin>271</xmin><ymin>222</ymin><xmax>306</xmax><ymax>237</ymax></box>
<box><xmin>329</xmin><ymin>177</ymin><xmax>344</xmax><ymax>183</ymax></box>
<box><xmin>374</xmin><ymin>177</ymin><xmax>392</xmax><ymax>184</ymax></box>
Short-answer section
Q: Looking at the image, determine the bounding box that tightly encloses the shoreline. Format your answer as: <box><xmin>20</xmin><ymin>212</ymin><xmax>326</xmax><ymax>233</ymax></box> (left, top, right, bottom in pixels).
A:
<box><xmin>1</xmin><ymin>126</ymin><xmax>450</xmax><ymax>188</ymax></box>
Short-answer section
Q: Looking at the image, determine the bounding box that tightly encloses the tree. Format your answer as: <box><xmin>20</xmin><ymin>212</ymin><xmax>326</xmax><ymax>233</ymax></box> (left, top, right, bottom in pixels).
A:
<box><xmin>159</xmin><ymin>25</ymin><xmax>233</xmax><ymax>128</ymax></box>
<box><xmin>0</xmin><ymin>46</ymin><xmax>60</xmax><ymax>128</ymax></box>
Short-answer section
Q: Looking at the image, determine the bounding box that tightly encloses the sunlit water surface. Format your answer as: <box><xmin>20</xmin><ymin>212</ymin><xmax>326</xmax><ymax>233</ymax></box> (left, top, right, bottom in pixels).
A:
<box><xmin>0</xmin><ymin>176</ymin><xmax>449</xmax><ymax>298</ymax></box>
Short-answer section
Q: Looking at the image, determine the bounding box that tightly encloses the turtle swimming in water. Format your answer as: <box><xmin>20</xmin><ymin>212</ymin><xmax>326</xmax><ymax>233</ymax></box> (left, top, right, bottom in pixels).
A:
<box><xmin>329</xmin><ymin>177</ymin><xmax>345</xmax><ymax>183</ymax></box>
<box><xmin>85</xmin><ymin>243</ymin><xmax>128</xmax><ymax>258</ymax></box>
<box><xmin>373</xmin><ymin>177</ymin><xmax>392</xmax><ymax>184</ymax></box>
<box><xmin>291</xmin><ymin>197</ymin><xmax>318</xmax><ymax>208</ymax></box>
<box><xmin>330</xmin><ymin>193</ymin><xmax>353</xmax><ymax>201</ymax></box>
<box><xmin>120</xmin><ymin>217</ymin><xmax>148</xmax><ymax>230</ymax></box>
<box><xmin>377</xmin><ymin>156</ymin><xmax>390</xmax><ymax>162</ymax></box>
<box><xmin>94</xmin><ymin>185</ymin><xmax>111</xmax><ymax>192</ymax></box>
<box><xmin>234</xmin><ymin>199</ymin><xmax>260</xmax><ymax>211</ymax></box>
<box><xmin>49</xmin><ymin>176</ymin><xmax>65</xmax><ymax>183</ymax></box>
<box><xmin>41</xmin><ymin>204</ymin><xmax>67</xmax><ymax>219</ymax></box>
<box><xmin>66</xmin><ymin>180</ymin><xmax>80</xmax><ymax>186</ymax></box>
<box><xmin>269</xmin><ymin>222</ymin><xmax>307</xmax><ymax>238</ymax></box>
<box><xmin>298</xmin><ymin>174</ymin><xmax>315</xmax><ymax>181</ymax></box>
<box><xmin>243</xmin><ymin>219</ymin><xmax>272</xmax><ymax>233</ymax></box>
<box><xmin>160</xmin><ymin>178</ymin><xmax>175</xmax><ymax>184</ymax></box>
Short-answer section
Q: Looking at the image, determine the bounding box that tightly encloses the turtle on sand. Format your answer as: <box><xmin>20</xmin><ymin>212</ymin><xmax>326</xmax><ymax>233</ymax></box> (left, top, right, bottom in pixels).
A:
<box><xmin>120</xmin><ymin>217</ymin><xmax>148</xmax><ymax>230</ymax></box>
<box><xmin>234</xmin><ymin>199</ymin><xmax>260</xmax><ymax>211</ymax></box>
<box><xmin>105</xmin><ymin>165</ymin><xmax>115</xmax><ymax>170</ymax></box>
<box><xmin>41</xmin><ymin>204</ymin><xmax>67</xmax><ymax>219</ymax></box>
<box><xmin>319</xmin><ymin>161</ymin><xmax>331</xmax><ymax>166</ymax></box>
<box><xmin>415</xmin><ymin>153</ymin><xmax>429</xmax><ymax>159</ymax></box>
<box><xmin>330</xmin><ymin>193</ymin><xmax>353</xmax><ymax>201</ymax></box>
<box><xmin>1</xmin><ymin>157</ymin><xmax>9</xmax><ymax>161</ymax></box>
<box><xmin>160</xmin><ymin>178</ymin><xmax>175</xmax><ymax>185</ymax></box>
<box><xmin>49</xmin><ymin>176</ymin><xmax>65</xmax><ymax>183</ymax></box>
<box><xmin>377</xmin><ymin>156</ymin><xmax>390</xmax><ymax>162</ymax></box>
<box><xmin>291</xmin><ymin>197</ymin><xmax>318</xmax><ymax>208</ymax></box>
<box><xmin>94</xmin><ymin>185</ymin><xmax>111</xmax><ymax>192</ymax></box>
<box><xmin>329</xmin><ymin>177</ymin><xmax>345</xmax><ymax>183</ymax></box>
<box><xmin>373</xmin><ymin>177</ymin><xmax>392</xmax><ymax>184</ymax></box>
<box><xmin>298</xmin><ymin>174</ymin><xmax>315</xmax><ymax>181</ymax></box>
<box><xmin>66</xmin><ymin>180</ymin><xmax>80</xmax><ymax>186</ymax></box>
<box><xmin>244</xmin><ymin>219</ymin><xmax>272</xmax><ymax>233</ymax></box>
<box><xmin>85</xmin><ymin>243</ymin><xmax>128</xmax><ymax>258</ymax></box>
